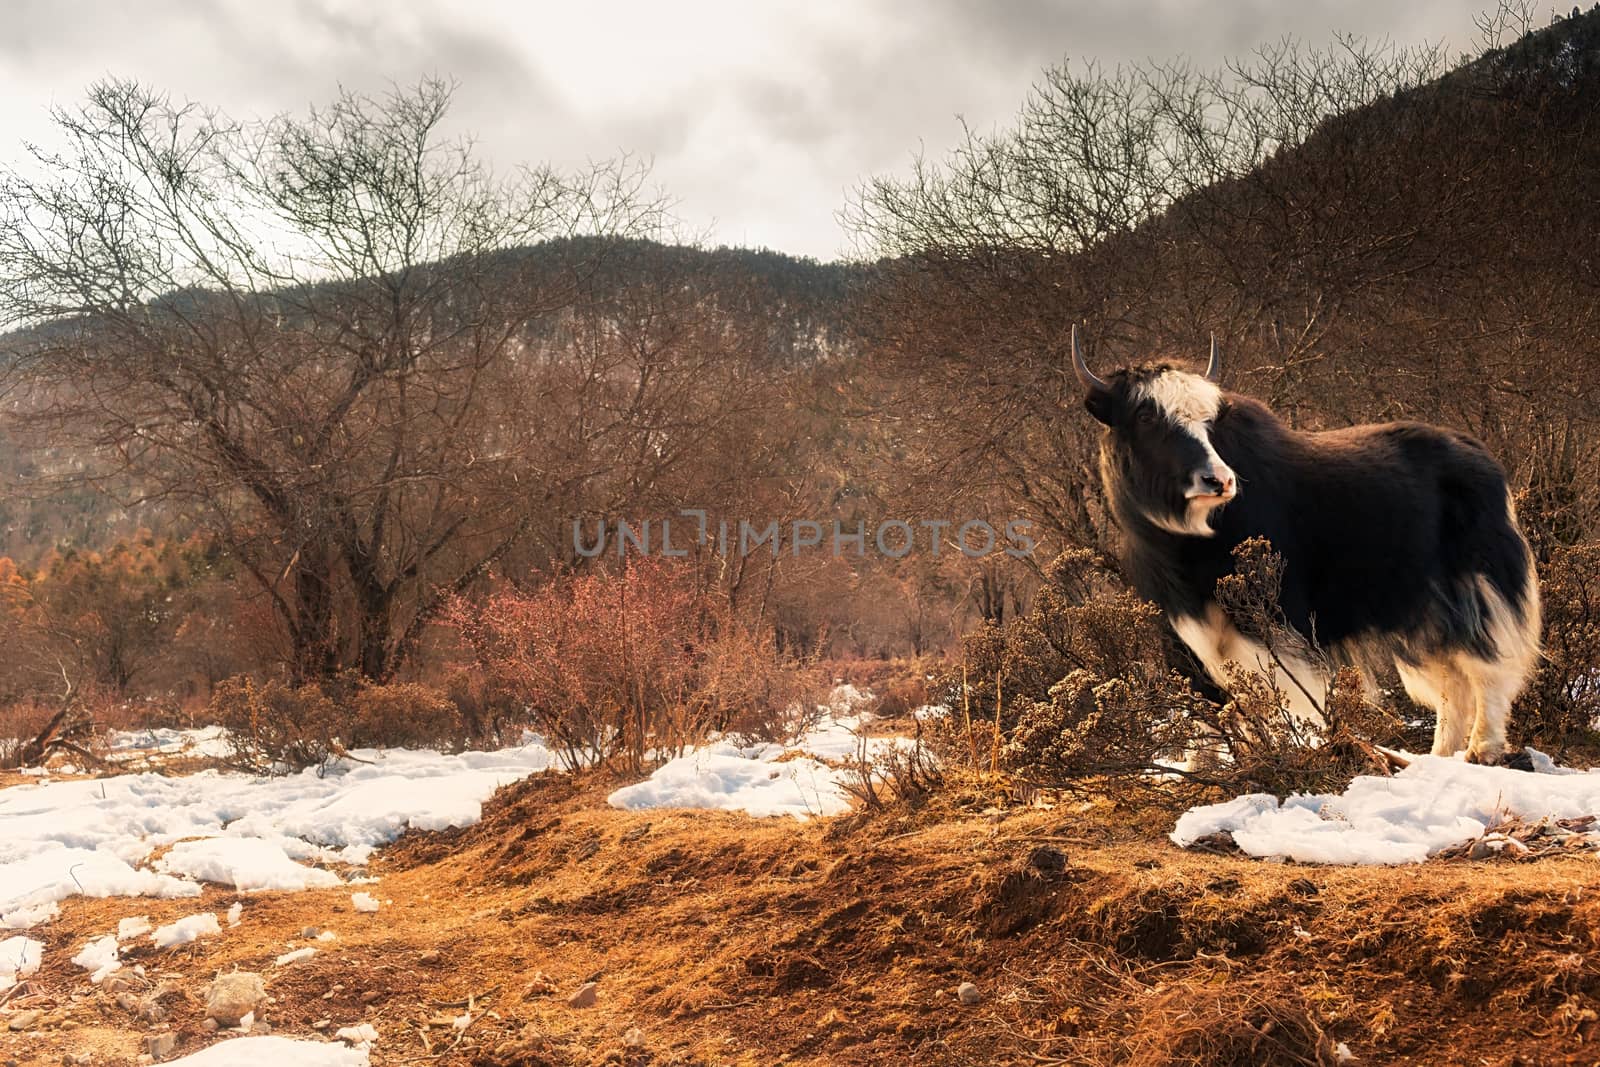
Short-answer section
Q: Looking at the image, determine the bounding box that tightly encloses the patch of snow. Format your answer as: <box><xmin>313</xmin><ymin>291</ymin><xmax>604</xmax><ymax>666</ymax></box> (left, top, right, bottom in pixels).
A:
<box><xmin>0</xmin><ymin>740</ymin><xmax>558</xmax><ymax>916</ymax></box>
<box><xmin>151</xmin><ymin>911</ymin><xmax>221</xmax><ymax>948</ymax></box>
<box><xmin>316</xmin><ymin>930</ymin><xmax>337</xmax><ymax>941</ymax></box>
<box><xmin>227</xmin><ymin>901</ymin><xmax>243</xmax><ymax>926</ymax></box>
<box><xmin>72</xmin><ymin>933</ymin><xmax>121</xmax><ymax>982</ymax></box>
<box><xmin>275</xmin><ymin>946</ymin><xmax>316</xmax><ymax>966</ymax></box>
<box><xmin>162</xmin><ymin>1036</ymin><xmax>369</xmax><ymax>1066</ymax></box>
<box><xmin>1172</xmin><ymin>751</ymin><xmax>1600</xmax><ymax>864</ymax></box>
<box><xmin>1</xmin><ymin>900</ymin><xmax>58</xmax><ymax>930</ymax></box>
<box><xmin>0</xmin><ymin>934</ymin><xmax>43</xmax><ymax>990</ymax></box>
<box><xmin>335</xmin><ymin>1022</ymin><xmax>380</xmax><ymax>1048</ymax></box>
<box><xmin>912</xmin><ymin>704</ymin><xmax>950</xmax><ymax>722</ymax></box>
<box><xmin>350</xmin><ymin>892</ymin><xmax>379</xmax><ymax>913</ymax></box>
<box><xmin>826</xmin><ymin>683</ymin><xmax>875</xmax><ymax>713</ymax></box>
<box><xmin>607</xmin><ymin>709</ymin><xmax>914</xmax><ymax>819</ymax></box>
<box><xmin>117</xmin><ymin>915</ymin><xmax>152</xmax><ymax>939</ymax></box>
<box><xmin>161</xmin><ymin>838</ymin><xmax>342</xmax><ymax>893</ymax></box>
<box><xmin>106</xmin><ymin>726</ymin><xmax>234</xmax><ymax>761</ymax></box>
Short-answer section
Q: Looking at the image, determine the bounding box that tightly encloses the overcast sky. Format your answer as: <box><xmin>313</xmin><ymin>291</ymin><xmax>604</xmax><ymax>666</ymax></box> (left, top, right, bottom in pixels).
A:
<box><xmin>0</xmin><ymin>0</ymin><xmax>1498</xmax><ymax>260</ymax></box>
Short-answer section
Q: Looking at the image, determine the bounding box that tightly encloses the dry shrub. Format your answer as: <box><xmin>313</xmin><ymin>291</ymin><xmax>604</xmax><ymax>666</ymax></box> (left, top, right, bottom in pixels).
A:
<box><xmin>209</xmin><ymin>675</ymin><xmax>340</xmax><ymax>771</ymax></box>
<box><xmin>948</xmin><ymin>542</ymin><xmax>1401</xmax><ymax>805</ymax></box>
<box><xmin>1515</xmin><ymin>540</ymin><xmax>1600</xmax><ymax>753</ymax></box>
<box><xmin>210</xmin><ymin>674</ymin><xmax>465</xmax><ymax>771</ymax></box>
<box><xmin>347</xmin><ymin>682</ymin><xmax>466</xmax><ymax>751</ymax></box>
<box><xmin>839</xmin><ymin>736</ymin><xmax>944</xmax><ymax>812</ymax></box>
<box><xmin>446</xmin><ymin>558</ymin><xmax>816</xmax><ymax>770</ymax></box>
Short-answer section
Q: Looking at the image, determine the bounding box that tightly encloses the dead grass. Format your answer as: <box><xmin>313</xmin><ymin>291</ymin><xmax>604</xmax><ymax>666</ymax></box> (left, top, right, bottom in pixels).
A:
<box><xmin>9</xmin><ymin>772</ymin><xmax>1600</xmax><ymax>1066</ymax></box>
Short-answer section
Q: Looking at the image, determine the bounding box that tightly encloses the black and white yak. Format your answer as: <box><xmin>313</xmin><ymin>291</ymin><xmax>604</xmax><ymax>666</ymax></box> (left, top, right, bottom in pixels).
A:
<box><xmin>1070</xmin><ymin>327</ymin><xmax>1540</xmax><ymax>764</ymax></box>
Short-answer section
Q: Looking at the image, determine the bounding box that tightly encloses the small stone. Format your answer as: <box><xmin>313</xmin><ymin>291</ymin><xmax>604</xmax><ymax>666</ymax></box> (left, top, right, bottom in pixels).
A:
<box><xmin>116</xmin><ymin>993</ymin><xmax>141</xmax><ymax>1013</ymax></box>
<box><xmin>323</xmin><ymin>983</ymin><xmax>344</xmax><ymax>1000</ymax></box>
<box><xmin>140</xmin><ymin>999</ymin><xmax>168</xmax><ymax>1023</ymax></box>
<box><xmin>956</xmin><ymin>982</ymin><xmax>981</xmax><ymax>1006</ymax></box>
<box><xmin>199</xmin><ymin>1019</ymin><xmax>218</xmax><ymax>1033</ymax></box>
<box><xmin>359</xmin><ymin>990</ymin><xmax>382</xmax><ymax>1005</ymax></box>
<box><xmin>311</xmin><ymin>1018</ymin><xmax>331</xmax><ymax>1031</ymax></box>
<box><xmin>523</xmin><ymin>972</ymin><xmax>555</xmax><ymax>997</ymax></box>
<box><xmin>102</xmin><ymin>974</ymin><xmax>139</xmax><ymax>994</ymax></box>
<box><xmin>62</xmin><ymin>1054</ymin><xmax>93</xmax><ymax>1066</ymax></box>
<box><xmin>145</xmin><ymin>1033</ymin><xmax>177</xmax><ymax>1061</ymax></box>
<box><xmin>418</xmin><ymin>950</ymin><xmax>442</xmax><ymax>965</ymax></box>
<box><xmin>622</xmin><ymin>1027</ymin><xmax>645</xmax><ymax>1047</ymax></box>
<box><xmin>138</xmin><ymin>1057</ymin><xmax>154</xmax><ymax>1066</ymax></box>
<box><xmin>6</xmin><ymin>1010</ymin><xmax>41</xmax><ymax>1031</ymax></box>
<box><xmin>300</xmin><ymin>926</ymin><xmax>322</xmax><ymax>939</ymax></box>
<box><xmin>566</xmin><ymin>982</ymin><xmax>598</xmax><ymax>1009</ymax></box>
<box><xmin>205</xmin><ymin>972</ymin><xmax>267</xmax><ymax>1027</ymax></box>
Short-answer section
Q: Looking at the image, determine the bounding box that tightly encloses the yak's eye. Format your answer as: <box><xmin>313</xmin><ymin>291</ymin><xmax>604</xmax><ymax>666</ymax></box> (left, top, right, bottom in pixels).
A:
<box><xmin>1136</xmin><ymin>407</ymin><xmax>1157</xmax><ymax>426</ymax></box>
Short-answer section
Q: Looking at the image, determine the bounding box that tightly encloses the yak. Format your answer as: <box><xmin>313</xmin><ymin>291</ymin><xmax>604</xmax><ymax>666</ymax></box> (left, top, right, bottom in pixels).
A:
<box><xmin>1069</xmin><ymin>326</ymin><xmax>1540</xmax><ymax>764</ymax></box>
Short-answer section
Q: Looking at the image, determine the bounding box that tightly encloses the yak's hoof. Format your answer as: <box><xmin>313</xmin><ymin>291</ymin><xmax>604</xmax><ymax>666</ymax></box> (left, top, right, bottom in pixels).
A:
<box><xmin>1497</xmin><ymin>749</ymin><xmax>1535</xmax><ymax>772</ymax></box>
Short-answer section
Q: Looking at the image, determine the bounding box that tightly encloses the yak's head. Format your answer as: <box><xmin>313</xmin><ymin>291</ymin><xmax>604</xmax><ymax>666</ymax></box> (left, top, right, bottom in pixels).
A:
<box><xmin>1070</xmin><ymin>325</ymin><xmax>1237</xmax><ymax>538</ymax></box>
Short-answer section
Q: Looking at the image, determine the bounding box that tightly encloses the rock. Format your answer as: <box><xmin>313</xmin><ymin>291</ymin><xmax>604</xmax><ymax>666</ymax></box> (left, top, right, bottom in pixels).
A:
<box><xmin>139</xmin><ymin>998</ymin><xmax>168</xmax><ymax>1023</ymax></box>
<box><xmin>205</xmin><ymin>972</ymin><xmax>267</xmax><ymax>1027</ymax></box>
<box><xmin>311</xmin><ymin>1018</ymin><xmax>331</xmax><ymax>1031</ymax></box>
<box><xmin>300</xmin><ymin>926</ymin><xmax>322</xmax><ymax>939</ymax></box>
<box><xmin>62</xmin><ymin>1054</ymin><xmax>93</xmax><ymax>1066</ymax></box>
<box><xmin>145</xmin><ymin>1033</ymin><xmax>177</xmax><ymax>1061</ymax></box>
<box><xmin>6</xmin><ymin>1010</ymin><xmax>41</xmax><ymax>1031</ymax></box>
<box><xmin>199</xmin><ymin>1019</ymin><xmax>218</xmax><ymax>1033</ymax></box>
<box><xmin>116</xmin><ymin>993</ymin><xmax>141</xmax><ymax>1013</ymax></box>
<box><xmin>956</xmin><ymin>982</ymin><xmax>981</xmax><ymax>1006</ymax></box>
<box><xmin>622</xmin><ymin>1027</ymin><xmax>646</xmax><ymax>1047</ymax></box>
<box><xmin>418</xmin><ymin>949</ymin><xmax>442</xmax><ymax>965</ymax></box>
<box><xmin>359</xmin><ymin>990</ymin><xmax>382</xmax><ymax>1005</ymax></box>
<box><xmin>566</xmin><ymin>982</ymin><xmax>598</xmax><ymax>1009</ymax></box>
<box><xmin>102</xmin><ymin>974</ymin><xmax>139</xmax><ymax>994</ymax></box>
<box><xmin>523</xmin><ymin>972</ymin><xmax>555</xmax><ymax>997</ymax></box>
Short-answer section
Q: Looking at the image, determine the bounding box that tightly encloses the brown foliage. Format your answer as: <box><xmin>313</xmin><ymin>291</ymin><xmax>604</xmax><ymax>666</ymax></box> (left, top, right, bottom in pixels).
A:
<box><xmin>208</xmin><ymin>674</ymin><xmax>468</xmax><ymax>772</ymax></box>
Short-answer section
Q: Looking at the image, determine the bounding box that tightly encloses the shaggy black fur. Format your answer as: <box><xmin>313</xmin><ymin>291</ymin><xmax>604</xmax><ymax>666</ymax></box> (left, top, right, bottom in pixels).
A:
<box><xmin>1088</xmin><ymin>367</ymin><xmax>1533</xmax><ymax>664</ymax></box>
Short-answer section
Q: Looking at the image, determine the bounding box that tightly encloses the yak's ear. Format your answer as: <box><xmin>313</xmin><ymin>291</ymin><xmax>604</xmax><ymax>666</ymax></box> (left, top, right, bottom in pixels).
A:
<box><xmin>1084</xmin><ymin>387</ymin><xmax>1115</xmax><ymax>426</ymax></box>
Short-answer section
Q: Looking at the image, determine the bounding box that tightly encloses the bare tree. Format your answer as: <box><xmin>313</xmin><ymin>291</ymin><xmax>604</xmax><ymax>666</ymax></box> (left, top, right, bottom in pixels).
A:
<box><xmin>0</xmin><ymin>78</ymin><xmax>663</xmax><ymax>681</ymax></box>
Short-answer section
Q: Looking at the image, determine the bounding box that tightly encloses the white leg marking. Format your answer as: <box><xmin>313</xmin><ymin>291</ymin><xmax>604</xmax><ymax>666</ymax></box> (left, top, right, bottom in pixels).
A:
<box><xmin>1172</xmin><ymin>605</ymin><xmax>1327</xmax><ymax>727</ymax></box>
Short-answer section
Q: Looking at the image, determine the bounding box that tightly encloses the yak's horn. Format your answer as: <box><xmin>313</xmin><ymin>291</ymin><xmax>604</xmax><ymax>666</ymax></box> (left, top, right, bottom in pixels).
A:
<box><xmin>1205</xmin><ymin>333</ymin><xmax>1221</xmax><ymax>382</ymax></box>
<box><xmin>1071</xmin><ymin>324</ymin><xmax>1106</xmax><ymax>391</ymax></box>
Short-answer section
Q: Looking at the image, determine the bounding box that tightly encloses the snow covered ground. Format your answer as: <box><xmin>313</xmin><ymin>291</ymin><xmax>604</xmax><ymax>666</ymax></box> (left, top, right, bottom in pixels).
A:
<box><xmin>607</xmin><ymin>685</ymin><xmax>916</xmax><ymax>818</ymax></box>
<box><xmin>163</xmin><ymin>1036</ymin><xmax>369</xmax><ymax>1066</ymax></box>
<box><xmin>0</xmin><ymin>731</ymin><xmax>558</xmax><ymax>925</ymax></box>
<box><xmin>1173</xmin><ymin>751</ymin><xmax>1600</xmax><ymax>864</ymax></box>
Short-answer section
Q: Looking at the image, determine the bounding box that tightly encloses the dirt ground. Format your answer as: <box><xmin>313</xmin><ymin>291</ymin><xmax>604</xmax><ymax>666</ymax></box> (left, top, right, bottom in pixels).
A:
<box><xmin>7</xmin><ymin>768</ymin><xmax>1600</xmax><ymax>1067</ymax></box>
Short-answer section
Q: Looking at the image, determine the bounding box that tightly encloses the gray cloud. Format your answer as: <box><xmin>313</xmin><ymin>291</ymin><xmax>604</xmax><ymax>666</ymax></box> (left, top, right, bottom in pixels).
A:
<box><xmin>0</xmin><ymin>0</ymin><xmax>1494</xmax><ymax>259</ymax></box>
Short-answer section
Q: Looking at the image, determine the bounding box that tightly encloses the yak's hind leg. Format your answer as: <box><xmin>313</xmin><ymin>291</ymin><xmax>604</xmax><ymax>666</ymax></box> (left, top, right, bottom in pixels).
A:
<box><xmin>1461</xmin><ymin>576</ymin><xmax>1542</xmax><ymax>765</ymax></box>
<box><xmin>1395</xmin><ymin>657</ymin><xmax>1474</xmax><ymax>757</ymax></box>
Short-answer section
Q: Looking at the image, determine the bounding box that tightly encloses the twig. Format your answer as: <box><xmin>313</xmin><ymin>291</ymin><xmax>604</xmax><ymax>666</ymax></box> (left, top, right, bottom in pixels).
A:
<box><xmin>428</xmin><ymin>983</ymin><xmax>501</xmax><ymax>1009</ymax></box>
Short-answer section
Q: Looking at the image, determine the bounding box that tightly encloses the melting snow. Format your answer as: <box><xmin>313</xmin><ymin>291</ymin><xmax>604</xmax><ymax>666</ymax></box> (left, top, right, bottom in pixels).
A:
<box><xmin>0</xmin><ymin>934</ymin><xmax>43</xmax><ymax>990</ymax></box>
<box><xmin>607</xmin><ymin>694</ymin><xmax>916</xmax><ymax>819</ymax></box>
<box><xmin>163</xmin><ymin>1035</ymin><xmax>369</xmax><ymax>1066</ymax></box>
<box><xmin>152</xmin><ymin>911</ymin><xmax>221</xmax><ymax>948</ymax></box>
<box><xmin>0</xmin><ymin>740</ymin><xmax>558</xmax><ymax>917</ymax></box>
<box><xmin>71</xmin><ymin>933</ymin><xmax>121</xmax><ymax>982</ymax></box>
<box><xmin>1173</xmin><ymin>751</ymin><xmax>1600</xmax><ymax>864</ymax></box>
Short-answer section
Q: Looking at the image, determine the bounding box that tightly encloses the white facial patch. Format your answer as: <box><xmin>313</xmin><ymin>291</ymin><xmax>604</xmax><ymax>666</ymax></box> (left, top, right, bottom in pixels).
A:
<box><xmin>1134</xmin><ymin>370</ymin><xmax>1237</xmax><ymax>537</ymax></box>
